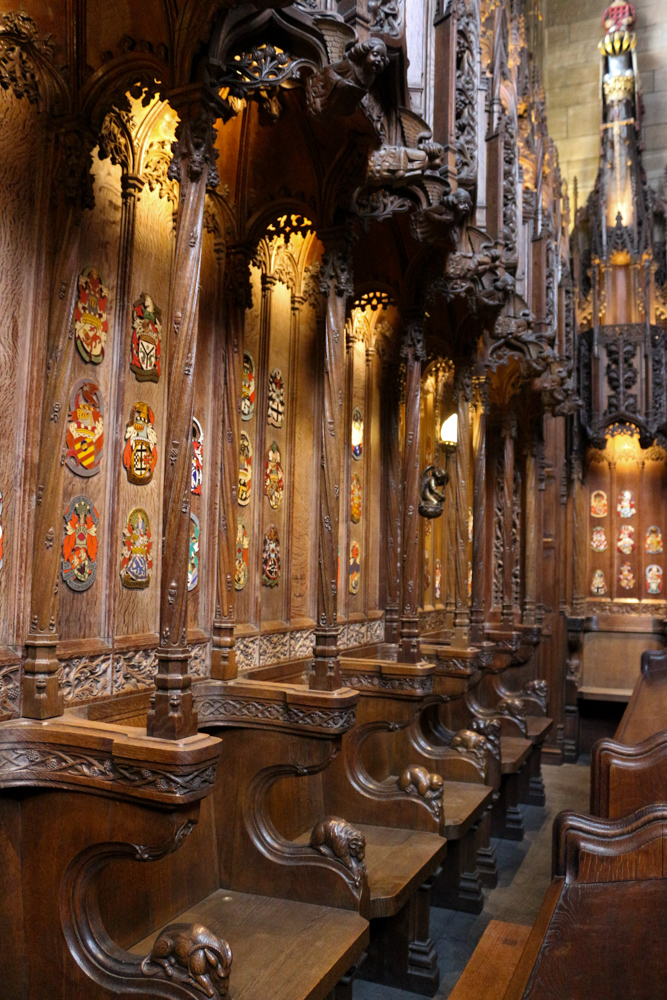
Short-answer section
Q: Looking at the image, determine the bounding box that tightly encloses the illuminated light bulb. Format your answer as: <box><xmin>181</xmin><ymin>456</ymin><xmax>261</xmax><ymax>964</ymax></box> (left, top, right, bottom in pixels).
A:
<box><xmin>440</xmin><ymin>413</ymin><xmax>458</xmax><ymax>447</ymax></box>
<box><xmin>351</xmin><ymin>422</ymin><xmax>363</xmax><ymax>448</ymax></box>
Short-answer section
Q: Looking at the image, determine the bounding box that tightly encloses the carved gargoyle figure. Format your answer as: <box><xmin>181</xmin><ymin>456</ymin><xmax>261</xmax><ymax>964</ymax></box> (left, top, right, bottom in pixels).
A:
<box><xmin>471</xmin><ymin>718</ymin><xmax>501</xmax><ymax>758</ymax></box>
<box><xmin>141</xmin><ymin>922</ymin><xmax>232</xmax><ymax>999</ymax></box>
<box><xmin>397</xmin><ymin>764</ymin><xmax>444</xmax><ymax>804</ymax></box>
<box><xmin>450</xmin><ymin>729</ymin><xmax>489</xmax><ymax>770</ymax></box>
<box><xmin>367</xmin><ymin>140</ymin><xmax>445</xmax><ymax>183</ymax></box>
<box><xmin>418</xmin><ymin>464</ymin><xmax>448</xmax><ymax>518</ymax></box>
<box><xmin>310</xmin><ymin>815</ymin><xmax>367</xmax><ymax>885</ymax></box>
<box><xmin>306</xmin><ymin>36</ymin><xmax>389</xmax><ymax>119</ymax></box>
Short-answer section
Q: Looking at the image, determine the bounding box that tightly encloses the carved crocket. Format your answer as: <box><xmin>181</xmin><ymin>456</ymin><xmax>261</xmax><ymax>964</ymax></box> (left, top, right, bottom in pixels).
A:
<box><xmin>310</xmin><ymin>816</ymin><xmax>367</xmax><ymax>886</ymax></box>
<box><xmin>141</xmin><ymin>922</ymin><xmax>232</xmax><ymax>999</ymax></box>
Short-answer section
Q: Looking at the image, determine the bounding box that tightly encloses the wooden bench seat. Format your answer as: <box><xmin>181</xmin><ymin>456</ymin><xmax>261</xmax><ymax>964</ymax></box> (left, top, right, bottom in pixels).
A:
<box><xmin>447</xmin><ymin>920</ymin><xmax>531</xmax><ymax>1000</ymax></box>
<box><xmin>131</xmin><ymin>888</ymin><xmax>370</xmax><ymax>1000</ymax></box>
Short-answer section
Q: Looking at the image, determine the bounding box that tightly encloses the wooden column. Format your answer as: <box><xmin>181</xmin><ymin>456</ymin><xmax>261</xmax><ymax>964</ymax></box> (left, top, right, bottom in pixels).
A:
<box><xmin>452</xmin><ymin>370</ymin><xmax>473</xmax><ymax>648</ymax></box>
<box><xmin>571</xmin><ymin>454</ymin><xmax>587</xmax><ymax>616</ymax></box>
<box><xmin>211</xmin><ymin>246</ymin><xmax>250</xmax><ymax>679</ymax></box>
<box><xmin>536</xmin><ymin>438</ymin><xmax>546</xmax><ymax>623</ymax></box>
<box><xmin>445</xmin><ymin>466</ymin><xmax>456</xmax><ymax>632</ymax></box>
<box><xmin>501</xmin><ymin>414</ymin><xmax>516</xmax><ymax>626</ymax></box>
<box><xmin>382</xmin><ymin>361</ymin><xmax>401</xmax><ymax>643</ymax></box>
<box><xmin>310</xmin><ymin>240</ymin><xmax>352</xmax><ymax>691</ymax></box>
<box><xmin>23</xmin><ymin>122</ymin><xmax>94</xmax><ymax>719</ymax></box>
<box><xmin>521</xmin><ymin>438</ymin><xmax>539</xmax><ymax>626</ymax></box>
<box><xmin>470</xmin><ymin>375</ymin><xmax>488</xmax><ymax>643</ymax></box>
<box><xmin>147</xmin><ymin>89</ymin><xmax>219</xmax><ymax>739</ymax></box>
<box><xmin>399</xmin><ymin>321</ymin><xmax>426</xmax><ymax>663</ymax></box>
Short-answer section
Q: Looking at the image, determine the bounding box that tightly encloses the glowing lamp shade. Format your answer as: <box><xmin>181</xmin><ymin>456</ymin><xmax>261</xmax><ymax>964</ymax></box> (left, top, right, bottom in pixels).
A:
<box><xmin>440</xmin><ymin>413</ymin><xmax>458</xmax><ymax>447</ymax></box>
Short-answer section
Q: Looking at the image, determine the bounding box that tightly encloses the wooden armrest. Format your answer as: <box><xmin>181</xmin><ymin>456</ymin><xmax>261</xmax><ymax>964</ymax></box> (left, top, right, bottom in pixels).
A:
<box><xmin>641</xmin><ymin>646</ymin><xmax>667</xmax><ymax>676</ymax></box>
<box><xmin>553</xmin><ymin>805</ymin><xmax>667</xmax><ymax>884</ymax></box>
<box><xmin>447</xmin><ymin>920</ymin><xmax>531</xmax><ymax>1000</ymax></box>
<box><xmin>591</xmin><ymin>732</ymin><xmax>667</xmax><ymax>818</ymax></box>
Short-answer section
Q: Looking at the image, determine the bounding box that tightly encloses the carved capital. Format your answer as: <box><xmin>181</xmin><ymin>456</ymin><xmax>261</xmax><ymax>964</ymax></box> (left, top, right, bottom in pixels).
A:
<box><xmin>400</xmin><ymin>321</ymin><xmax>426</xmax><ymax>363</ymax></box>
<box><xmin>319</xmin><ymin>247</ymin><xmax>354</xmax><ymax>298</ymax></box>
<box><xmin>54</xmin><ymin>119</ymin><xmax>96</xmax><ymax>211</ymax></box>
<box><xmin>168</xmin><ymin>92</ymin><xmax>219</xmax><ymax>189</ymax></box>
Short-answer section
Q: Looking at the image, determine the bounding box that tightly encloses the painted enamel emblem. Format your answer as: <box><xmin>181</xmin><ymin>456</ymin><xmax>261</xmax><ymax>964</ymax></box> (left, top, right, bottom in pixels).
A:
<box><xmin>264</xmin><ymin>441</ymin><xmax>284</xmax><ymax>510</ymax></box>
<box><xmin>262</xmin><ymin>525</ymin><xmax>280</xmax><ymax>587</ymax></box>
<box><xmin>591</xmin><ymin>527</ymin><xmax>607</xmax><ymax>552</ymax></box>
<box><xmin>646</xmin><ymin>564</ymin><xmax>663</xmax><ymax>595</ymax></box>
<box><xmin>468</xmin><ymin>507</ymin><xmax>473</xmax><ymax>543</ymax></box>
<box><xmin>191</xmin><ymin>417</ymin><xmax>203</xmax><ymax>496</ymax></box>
<box><xmin>234</xmin><ymin>521</ymin><xmax>249</xmax><ymax>591</ymax></box>
<box><xmin>617</xmin><ymin>524</ymin><xmax>635</xmax><ymax>554</ymax></box>
<box><xmin>73</xmin><ymin>267</ymin><xmax>109</xmax><ymax>365</ymax></box>
<box><xmin>590</xmin><ymin>490</ymin><xmax>608</xmax><ymax>518</ymax></box>
<box><xmin>65</xmin><ymin>380</ymin><xmax>104</xmax><ymax>478</ymax></box>
<box><xmin>123</xmin><ymin>402</ymin><xmax>158</xmax><ymax>486</ymax></box>
<box><xmin>238</xmin><ymin>432</ymin><xmax>252</xmax><ymax>506</ymax></box>
<box><xmin>62</xmin><ymin>495</ymin><xmax>99</xmax><ymax>592</ymax></box>
<box><xmin>349</xmin><ymin>539</ymin><xmax>361</xmax><ymax>595</ymax></box>
<box><xmin>350</xmin><ymin>473</ymin><xmax>362</xmax><ymax>524</ymax></box>
<box><xmin>119</xmin><ymin>508</ymin><xmax>152</xmax><ymax>590</ymax></box>
<box><xmin>618</xmin><ymin>562</ymin><xmax>635</xmax><ymax>590</ymax></box>
<box><xmin>241</xmin><ymin>352</ymin><xmax>256</xmax><ymax>421</ymax></box>
<box><xmin>351</xmin><ymin>407</ymin><xmax>363</xmax><ymax>461</ymax></box>
<box><xmin>267</xmin><ymin>367</ymin><xmax>285</xmax><ymax>428</ymax></box>
<box><xmin>434</xmin><ymin>558</ymin><xmax>442</xmax><ymax>600</ymax></box>
<box><xmin>646</xmin><ymin>526</ymin><xmax>663</xmax><ymax>554</ymax></box>
<box><xmin>188</xmin><ymin>513</ymin><xmax>200</xmax><ymax>591</ymax></box>
<box><xmin>130</xmin><ymin>292</ymin><xmax>162</xmax><ymax>382</ymax></box>
<box><xmin>591</xmin><ymin>569</ymin><xmax>607</xmax><ymax>595</ymax></box>
<box><xmin>617</xmin><ymin>490</ymin><xmax>635</xmax><ymax>518</ymax></box>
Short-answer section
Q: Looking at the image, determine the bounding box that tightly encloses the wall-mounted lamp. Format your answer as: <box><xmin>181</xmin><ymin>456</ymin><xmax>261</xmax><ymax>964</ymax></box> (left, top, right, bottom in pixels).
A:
<box><xmin>440</xmin><ymin>413</ymin><xmax>458</xmax><ymax>450</ymax></box>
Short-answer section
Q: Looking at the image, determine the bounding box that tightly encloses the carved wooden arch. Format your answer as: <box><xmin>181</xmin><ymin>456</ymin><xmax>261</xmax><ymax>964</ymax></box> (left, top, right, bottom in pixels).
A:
<box><xmin>0</xmin><ymin>10</ymin><xmax>70</xmax><ymax>115</ymax></box>
<box><xmin>81</xmin><ymin>54</ymin><xmax>171</xmax><ymax>133</ymax></box>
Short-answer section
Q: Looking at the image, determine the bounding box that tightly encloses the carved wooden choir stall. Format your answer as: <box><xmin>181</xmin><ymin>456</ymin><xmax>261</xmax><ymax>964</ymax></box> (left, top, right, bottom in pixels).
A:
<box><xmin>0</xmin><ymin>0</ymin><xmax>630</xmax><ymax>998</ymax></box>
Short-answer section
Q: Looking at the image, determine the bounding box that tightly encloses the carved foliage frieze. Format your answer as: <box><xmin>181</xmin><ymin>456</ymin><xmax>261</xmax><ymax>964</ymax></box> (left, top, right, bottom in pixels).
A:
<box><xmin>113</xmin><ymin>648</ymin><xmax>158</xmax><ymax>696</ymax></box>
<box><xmin>0</xmin><ymin>664</ymin><xmax>20</xmax><ymax>721</ymax></box>
<box><xmin>60</xmin><ymin>654</ymin><xmax>113</xmax><ymax>704</ymax></box>
<box><xmin>196</xmin><ymin>695</ymin><xmax>357</xmax><ymax>734</ymax></box>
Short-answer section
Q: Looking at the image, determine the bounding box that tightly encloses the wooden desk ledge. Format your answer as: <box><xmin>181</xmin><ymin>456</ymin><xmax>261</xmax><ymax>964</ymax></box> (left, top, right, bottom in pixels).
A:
<box><xmin>0</xmin><ymin>716</ymin><xmax>221</xmax><ymax>805</ymax></box>
<box><xmin>525</xmin><ymin>716</ymin><xmax>553</xmax><ymax>741</ymax></box>
<box><xmin>448</xmin><ymin>920</ymin><xmax>531</xmax><ymax>1000</ymax></box>
<box><xmin>339</xmin><ymin>657</ymin><xmax>435</xmax><ymax>698</ymax></box>
<box><xmin>442</xmin><ymin>781</ymin><xmax>494</xmax><ymax>839</ymax></box>
<box><xmin>500</xmin><ymin>737</ymin><xmax>532</xmax><ymax>774</ymax></box>
<box><xmin>131</xmin><ymin>888</ymin><xmax>370</xmax><ymax>1000</ymax></box>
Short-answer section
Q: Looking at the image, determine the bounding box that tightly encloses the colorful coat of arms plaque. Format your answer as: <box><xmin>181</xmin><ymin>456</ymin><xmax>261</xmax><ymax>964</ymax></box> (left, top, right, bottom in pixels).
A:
<box><xmin>349</xmin><ymin>540</ymin><xmax>361</xmax><ymax>595</ymax></box>
<box><xmin>188</xmin><ymin>513</ymin><xmax>200</xmax><ymax>591</ymax></box>
<box><xmin>62</xmin><ymin>495</ymin><xmax>99</xmax><ymax>592</ymax></box>
<box><xmin>191</xmin><ymin>417</ymin><xmax>203</xmax><ymax>496</ymax></box>
<box><xmin>73</xmin><ymin>267</ymin><xmax>109</xmax><ymax>365</ymax></box>
<box><xmin>618</xmin><ymin>562</ymin><xmax>635</xmax><ymax>590</ymax></box>
<box><xmin>262</xmin><ymin>525</ymin><xmax>280</xmax><ymax>587</ymax></box>
<box><xmin>590</xmin><ymin>490</ymin><xmax>608</xmax><ymax>517</ymax></box>
<box><xmin>646</xmin><ymin>564</ymin><xmax>663</xmax><ymax>595</ymax></box>
<box><xmin>617</xmin><ymin>490</ymin><xmax>636</xmax><ymax>518</ymax></box>
<box><xmin>646</xmin><ymin>526</ymin><xmax>663</xmax><ymax>554</ymax></box>
<box><xmin>238</xmin><ymin>432</ymin><xmax>252</xmax><ymax>506</ymax></box>
<box><xmin>591</xmin><ymin>569</ymin><xmax>607</xmax><ymax>595</ymax></box>
<box><xmin>468</xmin><ymin>507</ymin><xmax>473</xmax><ymax>543</ymax></box>
<box><xmin>264</xmin><ymin>441</ymin><xmax>284</xmax><ymax>510</ymax></box>
<box><xmin>123</xmin><ymin>403</ymin><xmax>158</xmax><ymax>486</ymax></box>
<box><xmin>0</xmin><ymin>491</ymin><xmax>4</xmax><ymax>573</ymax></box>
<box><xmin>130</xmin><ymin>293</ymin><xmax>161</xmax><ymax>382</ymax></box>
<box><xmin>434</xmin><ymin>558</ymin><xmax>441</xmax><ymax>600</ymax></box>
<box><xmin>242</xmin><ymin>352</ymin><xmax>255</xmax><ymax>421</ymax></box>
<box><xmin>617</xmin><ymin>524</ymin><xmax>635</xmax><ymax>554</ymax></box>
<box><xmin>119</xmin><ymin>508</ymin><xmax>152</xmax><ymax>590</ymax></box>
<box><xmin>267</xmin><ymin>367</ymin><xmax>285</xmax><ymax>428</ymax></box>
<box><xmin>65</xmin><ymin>380</ymin><xmax>104</xmax><ymax>478</ymax></box>
<box><xmin>350</xmin><ymin>473</ymin><xmax>362</xmax><ymax>524</ymax></box>
<box><xmin>235</xmin><ymin>521</ymin><xmax>249</xmax><ymax>591</ymax></box>
<box><xmin>591</xmin><ymin>526</ymin><xmax>608</xmax><ymax>552</ymax></box>
<box><xmin>351</xmin><ymin>408</ymin><xmax>363</xmax><ymax>461</ymax></box>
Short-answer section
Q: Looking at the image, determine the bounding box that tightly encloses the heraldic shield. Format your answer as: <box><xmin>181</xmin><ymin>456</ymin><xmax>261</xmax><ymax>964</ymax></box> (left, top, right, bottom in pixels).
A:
<box><xmin>119</xmin><ymin>508</ymin><xmax>152</xmax><ymax>589</ymax></box>
<box><xmin>73</xmin><ymin>267</ymin><xmax>109</xmax><ymax>365</ymax></box>
<box><xmin>262</xmin><ymin>525</ymin><xmax>280</xmax><ymax>587</ymax></box>
<box><xmin>65</xmin><ymin>380</ymin><xmax>104</xmax><ymax>478</ymax></box>
<box><xmin>123</xmin><ymin>402</ymin><xmax>158</xmax><ymax>486</ymax></box>
<box><xmin>62</xmin><ymin>495</ymin><xmax>99</xmax><ymax>592</ymax></box>
<box><xmin>188</xmin><ymin>513</ymin><xmax>200</xmax><ymax>591</ymax></box>
<box><xmin>191</xmin><ymin>417</ymin><xmax>203</xmax><ymax>496</ymax></box>
<box><xmin>130</xmin><ymin>292</ymin><xmax>162</xmax><ymax>383</ymax></box>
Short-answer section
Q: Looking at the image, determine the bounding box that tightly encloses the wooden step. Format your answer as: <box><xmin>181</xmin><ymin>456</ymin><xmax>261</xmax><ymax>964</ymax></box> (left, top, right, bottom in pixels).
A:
<box><xmin>448</xmin><ymin>919</ymin><xmax>531</xmax><ymax>1000</ymax></box>
<box><xmin>131</xmin><ymin>888</ymin><xmax>369</xmax><ymax>1000</ymax></box>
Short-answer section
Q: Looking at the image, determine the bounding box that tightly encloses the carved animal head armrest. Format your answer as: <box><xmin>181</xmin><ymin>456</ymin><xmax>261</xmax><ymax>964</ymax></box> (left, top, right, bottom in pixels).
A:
<box><xmin>496</xmin><ymin>695</ymin><xmax>527</xmax><ymax>724</ymax></box>
<box><xmin>471</xmin><ymin>718</ymin><xmax>501</xmax><ymax>759</ymax></box>
<box><xmin>142</xmin><ymin>922</ymin><xmax>232</xmax><ymax>999</ymax></box>
<box><xmin>641</xmin><ymin>645</ymin><xmax>667</xmax><ymax>675</ymax></box>
<box><xmin>310</xmin><ymin>816</ymin><xmax>367</xmax><ymax>887</ymax></box>
<box><xmin>450</xmin><ymin>729</ymin><xmax>492</xmax><ymax>772</ymax></box>
<box><xmin>396</xmin><ymin>765</ymin><xmax>444</xmax><ymax>820</ymax></box>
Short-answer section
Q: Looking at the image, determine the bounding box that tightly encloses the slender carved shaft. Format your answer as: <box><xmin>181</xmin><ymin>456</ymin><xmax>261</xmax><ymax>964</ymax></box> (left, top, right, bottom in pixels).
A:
<box><xmin>470</xmin><ymin>377</ymin><xmax>487</xmax><ymax>642</ymax></box>
<box><xmin>399</xmin><ymin>322</ymin><xmax>425</xmax><ymax>663</ymax></box>
<box><xmin>572</xmin><ymin>456</ymin><xmax>587</xmax><ymax>615</ymax></box>
<box><xmin>148</xmin><ymin>93</ymin><xmax>219</xmax><ymax>738</ymax></box>
<box><xmin>382</xmin><ymin>363</ymin><xmax>401</xmax><ymax>643</ymax></box>
<box><xmin>501</xmin><ymin>418</ymin><xmax>516</xmax><ymax>625</ymax></box>
<box><xmin>23</xmin><ymin>124</ymin><xmax>95</xmax><ymax>720</ymax></box>
<box><xmin>522</xmin><ymin>443</ymin><xmax>538</xmax><ymax>625</ymax></box>
<box><xmin>310</xmin><ymin>244</ymin><xmax>352</xmax><ymax>691</ymax></box>
<box><xmin>445</xmin><ymin>454</ymin><xmax>456</xmax><ymax>630</ymax></box>
<box><xmin>212</xmin><ymin>247</ymin><xmax>248</xmax><ymax>679</ymax></box>
<box><xmin>453</xmin><ymin>372</ymin><xmax>472</xmax><ymax>648</ymax></box>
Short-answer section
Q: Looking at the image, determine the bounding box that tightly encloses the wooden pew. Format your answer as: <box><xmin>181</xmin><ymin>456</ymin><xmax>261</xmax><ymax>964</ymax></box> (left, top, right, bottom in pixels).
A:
<box><xmin>451</xmin><ymin>805</ymin><xmax>667</xmax><ymax>1000</ymax></box>
<box><xmin>194</xmin><ymin>677</ymin><xmax>448</xmax><ymax>996</ymax></box>
<box><xmin>0</xmin><ymin>715</ymin><xmax>371</xmax><ymax>1000</ymax></box>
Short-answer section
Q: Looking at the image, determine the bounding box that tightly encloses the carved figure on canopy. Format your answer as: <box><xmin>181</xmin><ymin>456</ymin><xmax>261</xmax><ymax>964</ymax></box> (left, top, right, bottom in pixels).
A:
<box><xmin>418</xmin><ymin>465</ymin><xmax>448</xmax><ymax>519</ymax></box>
<box><xmin>306</xmin><ymin>37</ymin><xmax>389</xmax><ymax>119</ymax></box>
